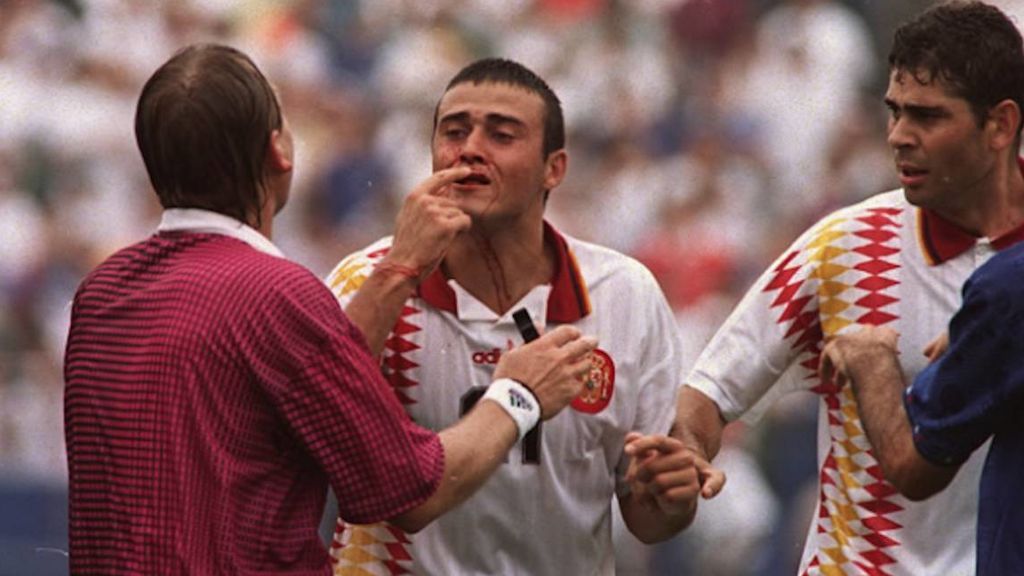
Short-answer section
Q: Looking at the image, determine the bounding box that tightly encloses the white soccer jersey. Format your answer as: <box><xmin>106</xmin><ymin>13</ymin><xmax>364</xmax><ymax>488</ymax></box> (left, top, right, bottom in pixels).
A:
<box><xmin>325</xmin><ymin>223</ymin><xmax>684</xmax><ymax>576</ymax></box>
<box><xmin>689</xmin><ymin>189</ymin><xmax>1024</xmax><ymax>576</ymax></box>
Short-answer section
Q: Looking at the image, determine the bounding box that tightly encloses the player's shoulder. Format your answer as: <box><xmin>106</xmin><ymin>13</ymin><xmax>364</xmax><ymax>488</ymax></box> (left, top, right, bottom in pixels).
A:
<box><xmin>562</xmin><ymin>233</ymin><xmax>662</xmax><ymax>293</ymax></box>
<box><xmin>792</xmin><ymin>189</ymin><xmax>908</xmax><ymax>246</ymax></box>
<box><xmin>342</xmin><ymin>236</ymin><xmax>395</xmax><ymax>264</ymax></box>
<box><xmin>76</xmin><ymin>237</ymin><xmax>155</xmax><ymax>296</ymax></box>
<box><xmin>142</xmin><ymin>234</ymin><xmax>334</xmax><ymax>311</ymax></box>
<box><xmin>200</xmin><ymin>234</ymin><xmax>310</xmax><ymax>280</ymax></box>
<box><xmin>87</xmin><ymin>233</ymin><xmax>309</xmax><ymax>284</ymax></box>
<box><xmin>820</xmin><ymin>188</ymin><xmax>908</xmax><ymax>223</ymax></box>
<box><xmin>94</xmin><ymin>234</ymin><xmax>331</xmax><ymax>310</ymax></box>
<box><xmin>208</xmin><ymin>238</ymin><xmax>332</xmax><ymax>305</ymax></box>
<box><xmin>324</xmin><ymin>236</ymin><xmax>394</xmax><ymax>297</ymax></box>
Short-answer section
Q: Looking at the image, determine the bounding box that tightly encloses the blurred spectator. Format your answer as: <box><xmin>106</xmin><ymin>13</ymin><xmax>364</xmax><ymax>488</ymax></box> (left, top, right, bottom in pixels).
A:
<box><xmin>633</xmin><ymin>126</ymin><xmax>767</xmax><ymax>312</ymax></box>
<box><xmin>721</xmin><ymin>0</ymin><xmax>876</xmax><ymax>220</ymax></box>
<box><xmin>668</xmin><ymin>0</ymin><xmax>752</xmax><ymax>64</ymax></box>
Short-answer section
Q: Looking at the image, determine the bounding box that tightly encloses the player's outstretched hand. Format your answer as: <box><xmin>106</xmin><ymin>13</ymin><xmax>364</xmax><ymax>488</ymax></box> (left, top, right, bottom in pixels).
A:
<box><xmin>624</xmin><ymin>433</ymin><xmax>726</xmax><ymax>518</ymax></box>
<box><xmin>494</xmin><ymin>325</ymin><xmax>598</xmax><ymax>420</ymax></box>
<box><xmin>820</xmin><ymin>325</ymin><xmax>900</xmax><ymax>389</ymax></box>
<box><xmin>382</xmin><ymin>167</ymin><xmax>473</xmax><ymax>281</ymax></box>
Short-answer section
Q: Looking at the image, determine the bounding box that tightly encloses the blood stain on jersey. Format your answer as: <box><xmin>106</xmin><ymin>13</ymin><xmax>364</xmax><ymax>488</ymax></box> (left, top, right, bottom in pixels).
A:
<box><xmin>571</xmin><ymin>349</ymin><xmax>614</xmax><ymax>414</ymax></box>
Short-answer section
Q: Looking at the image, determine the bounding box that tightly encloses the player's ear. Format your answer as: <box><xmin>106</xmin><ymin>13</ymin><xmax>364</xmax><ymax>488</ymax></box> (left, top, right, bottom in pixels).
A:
<box><xmin>268</xmin><ymin>128</ymin><xmax>294</xmax><ymax>173</ymax></box>
<box><xmin>986</xmin><ymin>98</ymin><xmax>1021</xmax><ymax>152</ymax></box>
<box><xmin>543</xmin><ymin>149</ymin><xmax>567</xmax><ymax>191</ymax></box>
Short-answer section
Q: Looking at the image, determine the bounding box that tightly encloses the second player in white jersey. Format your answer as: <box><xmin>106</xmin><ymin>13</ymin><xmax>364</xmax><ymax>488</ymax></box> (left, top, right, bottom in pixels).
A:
<box><xmin>683</xmin><ymin>190</ymin><xmax>1024</xmax><ymax>575</ymax></box>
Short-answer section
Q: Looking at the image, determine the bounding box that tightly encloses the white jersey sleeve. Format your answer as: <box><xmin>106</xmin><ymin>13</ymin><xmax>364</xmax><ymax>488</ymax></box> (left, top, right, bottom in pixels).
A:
<box><xmin>686</xmin><ymin>211</ymin><xmax>845</xmax><ymax>421</ymax></box>
<box><xmin>613</xmin><ymin>260</ymin><xmax>685</xmax><ymax>494</ymax></box>
<box><xmin>325</xmin><ymin>237</ymin><xmax>394</xmax><ymax>310</ymax></box>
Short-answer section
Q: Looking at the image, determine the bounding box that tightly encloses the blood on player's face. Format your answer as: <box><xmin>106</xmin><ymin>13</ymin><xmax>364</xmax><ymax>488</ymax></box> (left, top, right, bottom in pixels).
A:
<box><xmin>432</xmin><ymin>81</ymin><xmax>563</xmax><ymax>225</ymax></box>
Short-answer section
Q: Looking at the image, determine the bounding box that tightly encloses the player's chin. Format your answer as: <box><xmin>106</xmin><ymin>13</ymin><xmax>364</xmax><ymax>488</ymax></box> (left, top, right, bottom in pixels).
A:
<box><xmin>901</xmin><ymin>184</ymin><xmax>936</xmax><ymax>208</ymax></box>
<box><xmin>455</xmin><ymin>194</ymin><xmax>500</xmax><ymax>218</ymax></box>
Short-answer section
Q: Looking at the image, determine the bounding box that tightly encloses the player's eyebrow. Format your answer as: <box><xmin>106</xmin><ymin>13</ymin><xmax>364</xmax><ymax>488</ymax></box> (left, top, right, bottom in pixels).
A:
<box><xmin>483</xmin><ymin>113</ymin><xmax>526</xmax><ymax>129</ymax></box>
<box><xmin>884</xmin><ymin>98</ymin><xmax>949</xmax><ymax>117</ymax></box>
<box><xmin>438</xmin><ymin>111</ymin><xmax>527</xmax><ymax>129</ymax></box>
<box><xmin>437</xmin><ymin>111</ymin><xmax>470</xmax><ymax>125</ymax></box>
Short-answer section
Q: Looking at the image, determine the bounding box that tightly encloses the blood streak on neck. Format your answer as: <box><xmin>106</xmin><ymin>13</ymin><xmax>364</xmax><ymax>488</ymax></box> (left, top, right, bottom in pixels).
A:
<box><xmin>474</xmin><ymin>188</ymin><xmax>513</xmax><ymax>313</ymax></box>
<box><xmin>474</xmin><ymin>232</ymin><xmax>512</xmax><ymax>313</ymax></box>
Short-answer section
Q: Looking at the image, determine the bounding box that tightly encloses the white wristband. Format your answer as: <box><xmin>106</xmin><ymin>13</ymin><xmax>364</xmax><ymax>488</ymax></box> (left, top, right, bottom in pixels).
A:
<box><xmin>482</xmin><ymin>378</ymin><xmax>541</xmax><ymax>442</ymax></box>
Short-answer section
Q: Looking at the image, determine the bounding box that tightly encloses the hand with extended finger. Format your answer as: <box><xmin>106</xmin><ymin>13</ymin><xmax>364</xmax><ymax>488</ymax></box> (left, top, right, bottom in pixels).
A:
<box><xmin>382</xmin><ymin>166</ymin><xmax>474</xmax><ymax>281</ymax></box>
<box><xmin>623</xmin><ymin>433</ymin><xmax>722</xmax><ymax>517</ymax></box>
<box><xmin>494</xmin><ymin>325</ymin><xmax>598</xmax><ymax>420</ymax></box>
<box><xmin>819</xmin><ymin>325</ymin><xmax>900</xmax><ymax>388</ymax></box>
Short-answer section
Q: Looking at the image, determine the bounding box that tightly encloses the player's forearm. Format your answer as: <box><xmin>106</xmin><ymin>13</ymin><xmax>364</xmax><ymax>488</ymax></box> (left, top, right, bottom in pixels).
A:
<box><xmin>390</xmin><ymin>401</ymin><xmax>517</xmax><ymax>533</ymax></box>
<box><xmin>671</xmin><ymin>387</ymin><xmax>725</xmax><ymax>461</ymax></box>
<box><xmin>619</xmin><ymin>492</ymin><xmax>696</xmax><ymax>544</ymax></box>
<box><xmin>847</xmin><ymin>349</ymin><xmax>955</xmax><ymax>500</ymax></box>
<box><xmin>344</xmin><ymin>267</ymin><xmax>418</xmax><ymax>357</ymax></box>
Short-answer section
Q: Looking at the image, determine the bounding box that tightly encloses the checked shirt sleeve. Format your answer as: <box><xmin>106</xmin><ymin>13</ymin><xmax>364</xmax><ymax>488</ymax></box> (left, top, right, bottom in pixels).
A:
<box><xmin>247</xmin><ymin>267</ymin><xmax>443</xmax><ymax>523</ymax></box>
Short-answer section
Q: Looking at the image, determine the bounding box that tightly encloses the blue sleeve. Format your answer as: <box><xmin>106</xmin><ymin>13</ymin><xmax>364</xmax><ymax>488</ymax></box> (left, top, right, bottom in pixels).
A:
<box><xmin>905</xmin><ymin>256</ymin><xmax>1024</xmax><ymax>466</ymax></box>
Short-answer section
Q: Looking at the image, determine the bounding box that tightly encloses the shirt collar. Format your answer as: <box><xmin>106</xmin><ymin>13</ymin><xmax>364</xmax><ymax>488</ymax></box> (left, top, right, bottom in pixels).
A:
<box><xmin>156</xmin><ymin>208</ymin><xmax>284</xmax><ymax>258</ymax></box>
<box><xmin>917</xmin><ymin>157</ymin><xmax>1024</xmax><ymax>265</ymax></box>
<box><xmin>417</xmin><ymin>221</ymin><xmax>592</xmax><ymax>322</ymax></box>
<box><xmin>917</xmin><ymin>208</ymin><xmax>1024</xmax><ymax>266</ymax></box>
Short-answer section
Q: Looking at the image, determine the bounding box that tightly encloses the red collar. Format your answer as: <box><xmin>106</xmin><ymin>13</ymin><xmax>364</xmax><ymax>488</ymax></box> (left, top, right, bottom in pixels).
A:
<box><xmin>417</xmin><ymin>222</ymin><xmax>592</xmax><ymax>322</ymax></box>
<box><xmin>918</xmin><ymin>208</ymin><xmax>1024</xmax><ymax>265</ymax></box>
<box><xmin>917</xmin><ymin>157</ymin><xmax>1024</xmax><ymax>265</ymax></box>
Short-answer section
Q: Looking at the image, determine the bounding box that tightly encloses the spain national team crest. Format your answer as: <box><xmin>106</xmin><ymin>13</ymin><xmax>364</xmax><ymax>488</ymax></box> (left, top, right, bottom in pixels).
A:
<box><xmin>571</xmin><ymin>349</ymin><xmax>615</xmax><ymax>414</ymax></box>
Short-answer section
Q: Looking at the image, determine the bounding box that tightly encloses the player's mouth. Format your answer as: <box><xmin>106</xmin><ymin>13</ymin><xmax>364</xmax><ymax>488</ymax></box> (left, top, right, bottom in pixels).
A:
<box><xmin>897</xmin><ymin>163</ymin><xmax>928</xmax><ymax>188</ymax></box>
<box><xmin>454</xmin><ymin>172</ymin><xmax>492</xmax><ymax>187</ymax></box>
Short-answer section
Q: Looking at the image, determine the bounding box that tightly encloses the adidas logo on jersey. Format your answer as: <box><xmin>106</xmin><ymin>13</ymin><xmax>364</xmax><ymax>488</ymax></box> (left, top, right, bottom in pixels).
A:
<box><xmin>472</xmin><ymin>348</ymin><xmax>503</xmax><ymax>365</ymax></box>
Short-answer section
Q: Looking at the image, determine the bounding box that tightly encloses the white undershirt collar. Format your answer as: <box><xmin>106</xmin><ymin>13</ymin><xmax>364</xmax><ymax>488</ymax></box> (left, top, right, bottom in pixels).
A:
<box><xmin>156</xmin><ymin>208</ymin><xmax>284</xmax><ymax>258</ymax></box>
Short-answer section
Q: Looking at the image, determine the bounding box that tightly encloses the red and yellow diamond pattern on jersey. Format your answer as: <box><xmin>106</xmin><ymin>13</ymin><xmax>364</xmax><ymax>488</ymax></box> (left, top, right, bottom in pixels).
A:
<box><xmin>330</xmin><ymin>521</ymin><xmax>412</xmax><ymax>576</ymax></box>
<box><xmin>763</xmin><ymin>208</ymin><xmax>903</xmax><ymax>576</ymax></box>
<box><xmin>327</xmin><ymin>249</ymin><xmax>423</xmax><ymax>407</ymax></box>
<box><xmin>326</xmin><ymin>249</ymin><xmax>418</xmax><ymax>575</ymax></box>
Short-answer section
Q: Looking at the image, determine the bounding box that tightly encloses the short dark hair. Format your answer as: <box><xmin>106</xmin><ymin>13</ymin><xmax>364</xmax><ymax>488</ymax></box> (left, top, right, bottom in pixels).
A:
<box><xmin>889</xmin><ymin>1</ymin><xmax>1024</xmax><ymax>134</ymax></box>
<box><xmin>135</xmin><ymin>44</ymin><xmax>282</xmax><ymax>225</ymax></box>
<box><xmin>434</xmin><ymin>58</ymin><xmax>565</xmax><ymax>158</ymax></box>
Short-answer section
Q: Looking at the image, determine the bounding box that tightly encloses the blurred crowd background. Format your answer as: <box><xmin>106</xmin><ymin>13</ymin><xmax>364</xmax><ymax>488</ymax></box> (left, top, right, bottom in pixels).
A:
<box><xmin>5</xmin><ymin>0</ymin><xmax>1020</xmax><ymax>574</ymax></box>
